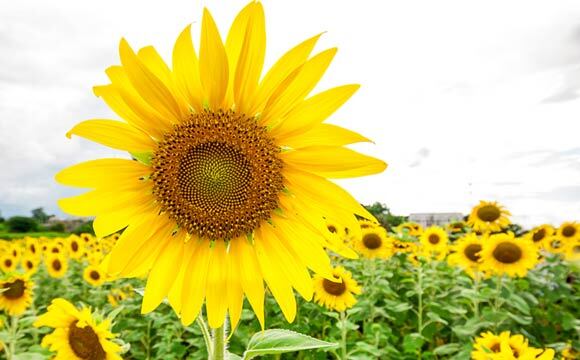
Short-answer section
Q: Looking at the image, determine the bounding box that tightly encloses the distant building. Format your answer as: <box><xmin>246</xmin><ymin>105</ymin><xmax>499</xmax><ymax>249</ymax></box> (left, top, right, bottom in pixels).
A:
<box><xmin>46</xmin><ymin>216</ymin><xmax>87</xmax><ymax>232</ymax></box>
<box><xmin>408</xmin><ymin>213</ymin><xmax>464</xmax><ymax>227</ymax></box>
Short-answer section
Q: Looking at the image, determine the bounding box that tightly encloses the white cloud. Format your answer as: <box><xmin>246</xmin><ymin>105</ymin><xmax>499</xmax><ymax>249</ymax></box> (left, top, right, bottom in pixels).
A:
<box><xmin>1</xmin><ymin>0</ymin><xmax>579</xmax><ymax>227</ymax></box>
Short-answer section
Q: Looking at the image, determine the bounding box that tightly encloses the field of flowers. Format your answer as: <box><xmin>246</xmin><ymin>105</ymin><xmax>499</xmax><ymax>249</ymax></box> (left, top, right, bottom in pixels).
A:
<box><xmin>0</xmin><ymin>201</ymin><xmax>578</xmax><ymax>359</ymax></box>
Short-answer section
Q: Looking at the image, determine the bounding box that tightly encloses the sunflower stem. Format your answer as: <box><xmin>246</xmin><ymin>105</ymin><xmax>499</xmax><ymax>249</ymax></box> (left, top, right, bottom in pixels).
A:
<box><xmin>196</xmin><ymin>315</ymin><xmax>213</xmax><ymax>358</ymax></box>
<box><xmin>416</xmin><ymin>262</ymin><xmax>424</xmax><ymax>360</ymax></box>
<box><xmin>8</xmin><ymin>315</ymin><xmax>18</xmax><ymax>360</ymax></box>
<box><xmin>211</xmin><ymin>319</ymin><xmax>228</xmax><ymax>360</ymax></box>
<box><xmin>472</xmin><ymin>271</ymin><xmax>480</xmax><ymax>319</ymax></box>
<box><xmin>339</xmin><ymin>311</ymin><xmax>348</xmax><ymax>360</ymax></box>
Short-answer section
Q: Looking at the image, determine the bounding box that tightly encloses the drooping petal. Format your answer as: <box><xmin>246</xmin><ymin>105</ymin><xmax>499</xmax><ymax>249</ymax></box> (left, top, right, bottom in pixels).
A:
<box><xmin>199</xmin><ymin>8</ymin><xmax>229</xmax><ymax>109</ymax></box>
<box><xmin>271</xmin><ymin>84</ymin><xmax>360</xmax><ymax>137</ymax></box>
<box><xmin>66</xmin><ymin>119</ymin><xmax>156</xmax><ymax>152</ymax></box>
<box><xmin>281</xmin><ymin>145</ymin><xmax>387</xmax><ymax>178</ymax></box>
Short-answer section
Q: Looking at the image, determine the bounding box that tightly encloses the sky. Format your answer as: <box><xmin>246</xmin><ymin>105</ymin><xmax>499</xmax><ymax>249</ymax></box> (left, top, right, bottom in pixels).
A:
<box><xmin>0</xmin><ymin>0</ymin><xmax>579</xmax><ymax>228</ymax></box>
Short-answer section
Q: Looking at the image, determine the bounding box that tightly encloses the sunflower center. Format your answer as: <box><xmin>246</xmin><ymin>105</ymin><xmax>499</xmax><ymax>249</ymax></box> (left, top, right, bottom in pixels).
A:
<box><xmin>4</xmin><ymin>259</ymin><xmax>12</xmax><ymax>268</ymax></box>
<box><xmin>90</xmin><ymin>271</ymin><xmax>100</xmax><ymax>281</ymax></box>
<box><xmin>428</xmin><ymin>234</ymin><xmax>440</xmax><ymax>245</ymax></box>
<box><xmin>72</xmin><ymin>241</ymin><xmax>79</xmax><ymax>252</ymax></box>
<box><xmin>550</xmin><ymin>239</ymin><xmax>562</xmax><ymax>249</ymax></box>
<box><xmin>490</xmin><ymin>342</ymin><xmax>501</xmax><ymax>352</ymax></box>
<box><xmin>327</xmin><ymin>225</ymin><xmax>337</xmax><ymax>233</ymax></box>
<box><xmin>322</xmin><ymin>277</ymin><xmax>347</xmax><ymax>296</ymax></box>
<box><xmin>68</xmin><ymin>321</ymin><xmax>106</xmax><ymax>360</ymax></box>
<box><xmin>492</xmin><ymin>241</ymin><xmax>522</xmax><ymax>264</ymax></box>
<box><xmin>477</xmin><ymin>205</ymin><xmax>501</xmax><ymax>222</ymax></box>
<box><xmin>26</xmin><ymin>261</ymin><xmax>33</xmax><ymax>270</ymax></box>
<box><xmin>53</xmin><ymin>259</ymin><xmax>62</xmax><ymax>271</ymax></box>
<box><xmin>562</xmin><ymin>225</ymin><xmax>576</xmax><ymax>238</ymax></box>
<box><xmin>532</xmin><ymin>229</ymin><xmax>546</xmax><ymax>242</ymax></box>
<box><xmin>362</xmin><ymin>233</ymin><xmax>382</xmax><ymax>249</ymax></box>
<box><xmin>3</xmin><ymin>279</ymin><xmax>25</xmax><ymax>299</ymax></box>
<box><xmin>152</xmin><ymin>110</ymin><xmax>284</xmax><ymax>240</ymax></box>
<box><xmin>463</xmin><ymin>243</ymin><xmax>482</xmax><ymax>262</ymax></box>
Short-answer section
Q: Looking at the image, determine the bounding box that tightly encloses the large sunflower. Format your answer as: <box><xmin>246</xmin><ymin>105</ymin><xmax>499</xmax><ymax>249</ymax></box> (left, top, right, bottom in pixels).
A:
<box><xmin>0</xmin><ymin>274</ymin><xmax>34</xmax><ymax>316</ymax></box>
<box><xmin>313</xmin><ymin>266</ymin><xmax>361</xmax><ymax>312</ymax></box>
<box><xmin>55</xmin><ymin>2</ymin><xmax>385</xmax><ymax>329</ymax></box>
<box><xmin>34</xmin><ymin>298</ymin><xmax>122</xmax><ymax>360</ymax></box>
<box><xmin>479</xmin><ymin>234</ymin><xmax>538</xmax><ymax>277</ymax></box>
<box><xmin>447</xmin><ymin>233</ymin><xmax>482</xmax><ymax>277</ymax></box>
<box><xmin>468</xmin><ymin>200</ymin><xmax>511</xmax><ymax>233</ymax></box>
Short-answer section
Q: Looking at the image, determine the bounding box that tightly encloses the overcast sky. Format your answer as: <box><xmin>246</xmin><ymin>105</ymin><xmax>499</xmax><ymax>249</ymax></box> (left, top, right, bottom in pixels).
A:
<box><xmin>1</xmin><ymin>0</ymin><xmax>579</xmax><ymax>227</ymax></box>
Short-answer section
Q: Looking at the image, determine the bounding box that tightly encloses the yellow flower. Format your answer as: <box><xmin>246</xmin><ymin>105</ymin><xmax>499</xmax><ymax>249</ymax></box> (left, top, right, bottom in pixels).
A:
<box><xmin>353</xmin><ymin>226</ymin><xmax>390</xmax><ymax>259</ymax></box>
<box><xmin>20</xmin><ymin>255</ymin><xmax>39</xmax><ymax>275</ymax></box>
<box><xmin>564</xmin><ymin>240</ymin><xmax>580</xmax><ymax>262</ymax></box>
<box><xmin>46</xmin><ymin>255</ymin><xmax>68</xmax><ymax>279</ymax></box>
<box><xmin>397</xmin><ymin>222</ymin><xmax>423</xmax><ymax>236</ymax></box>
<box><xmin>0</xmin><ymin>254</ymin><xmax>17</xmax><ymax>273</ymax></box>
<box><xmin>67</xmin><ymin>235</ymin><xmax>85</xmax><ymax>260</ymax></box>
<box><xmin>544</xmin><ymin>235</ymin><xmax>567</xmax><ymax>254</ymax></box>
<box><xmin>525</xmin><ymin>224</ymin><xmax>554</xmax><ymax>248</ymax></box>
<box><xmin>557</xmin><ymin>221</ymin><xmax>580</xmax><ymax>242</ymax></box>
<box><xmin>0</xmin><ymin>274</ymin><xmax>34</xmax><ymax>316</ymax></box>
<box><xmin>419</xmin><ymin>226</ymin><xmax>448</xmax><ymax>254</ymax></box>
<box><xmin>479</xmin><ymin>233</ymin><xmax>538</xmax><ymax>277</ymax></box>
<box><xmin>472</xmin><ymin>331</ymin><xmax>530</xmax><ymax>360</ymax></box>
<box><xmin>313</xmin><ymin>266</ymin><xmax>361</xmax><ymax>312</ymax></box>
<box><xmin>447</xmin><ymin>233</ymin><xmax>482</xmax><ymax>277</ymax></box>
<box><xmin>83</xmin><ymin>265</ymin><xmax>107</xmax><ymax>287</ymax></box>
<box><xmin>34</xmin><ymin>298</ymin><xmax>122</xmax><ymax>360</ymax></box>
<box><xmin>107</xmin><ymin>289</ymin><xmax>127</xmax><ymax>308</ymax></box>
<box><xmin>55</xmin><ymin>2</ymin><xmax>385</xmax><ymax>329</ymax></box>
<box><xmin>447</xmin><ymin>220</ymin><xmax>467</xmax><ymax>234</ymax></box>
<box><xmin>468</xmin><ymin>201</ymin><xmax>511</xmax><ymax>233</ymax></box>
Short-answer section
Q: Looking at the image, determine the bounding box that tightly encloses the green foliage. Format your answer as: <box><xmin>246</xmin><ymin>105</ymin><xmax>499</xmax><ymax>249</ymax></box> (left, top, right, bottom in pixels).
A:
<box><xmin>31</xmin><ymin>208</ymin><xmax>51</xmax><ymax>224</ymax></box>
<box><xmin>72</xmin><ymin>220</ymin><xmax>95</xmax><ymax>235</ymax></box>
<box><xmin>6</xmin><ymin>216</ymin><xmax>39</xmax><ymax>233</ymax></box>
<box><xmin>364</xmin><ymin>202</ymin><xmax>407</xmax><ymax>229</ymax></box>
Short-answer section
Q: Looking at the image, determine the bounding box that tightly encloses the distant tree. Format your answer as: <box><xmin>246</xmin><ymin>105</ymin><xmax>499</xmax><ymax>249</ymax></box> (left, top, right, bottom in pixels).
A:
<box><xmin>6</xmin><ymin>216</ymin><xmax>39</xmax><ymax>233</ymax></box>
<box><xmin>73</xmin><ymin>220</ymin><xmax>95</xmax><ymax>235</ymax></box>
<box><xmin>48</xmin><ymin>222</ymin><xmax>66</xmax><ymax>232</ymax></box>
<box><xmin>31</xmin><ymin>207</ymin><xmax>52</xmax><ymax>224</ymax></box>
<box><xmin>364</xmin><ymin>202</ymin><xmax>407</xmax><ymax>230</ymax></box>
<box><xmin>0</xmin><ymin>210</ymin><xmax>4</xmax><ymax>223</ymax></box>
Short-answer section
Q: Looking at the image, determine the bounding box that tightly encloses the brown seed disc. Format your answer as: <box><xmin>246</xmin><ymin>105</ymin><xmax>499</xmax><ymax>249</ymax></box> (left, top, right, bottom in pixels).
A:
<box><xmin>492</xmin><ymin>241</ymin><xmax>522</xmax><ymax>264</ymax></box>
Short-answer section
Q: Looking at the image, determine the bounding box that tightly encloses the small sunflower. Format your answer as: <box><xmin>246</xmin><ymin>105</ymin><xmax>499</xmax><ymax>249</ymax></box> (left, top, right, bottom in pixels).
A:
<box><xmin>67</xmin><ymin>236</ymin><xmax>85</xmax><ymax>260</ymax></box>
<box><xmin>107</xmin><ymin>289</ymin><xmax>127</xmax><ymax>308</ymax></box>
<box><xmin>479</xmin><ymin>233</ymin><xmax>538</xmax><ymax>277</ymax></box>
<box><xmin>21</xmin><ymin>255</ymin><xmax>39</xmax><ymax>275</ymax></box>
<box><xmin>25</xmin><ymin>238</ymin><xmax>40</xmax><ymax>258</ymax></box>
<box><xmin>447</xmin><ymin>220</ymin><xmax>467</xmax><ymax>234</ymax></box>
<box><xmin>34</xmin><ymin>298</ymin><xmax>123</xmax><ymax>360</ymax></box>
<box><xmin>544</xmin><ymin>235</ymin><xmax>567</xmax><ymax>254</ymax></box>
<box><xmin>0</xmin><ymin>255</ymin><xmax>17</xmax><ymax>273</ymax></box>
<box><xmin>0</xmin><ymin>274</ymin><xmax>34</xmax><ymax>316</ymax></box>
<box><xmin>562</xmin><ymin>345</ymin><xmax>578</xmax><ymax>360</ymax></box>
<box><xmin>557</xmin><ymin>221</ymin><xmax>580</xmax><ymax>242</ymax></box>
<box><xmin>420</xmin><ymin>226</ymin><xmax>448</xmax><ymax>254</ymax></box>
<box><xmin>83</xmin><ymin>265</ymin><xmax>107</xmax><ymax>287</ymax></box>
<box><xmin>46</xmin><ymin>255</ymin><xmax>68</xmax><ymax>279</ymax></box>
<box><xmin>525</xmin><ymin>224</ymin><xmax>554</xmax><ymax>248</ymax></box>
<box><xmin>55</xmin><ymin>1</ymin><xmax>386</xmax><ymax>329</ymax></box>
<box><xmin>313</xmin><ymin>266</ymin><xmax>361</xmax><ymax>312</ymax></box>
<box><xmin>354</xmin><ymin>226</ymin><xmax>390</xmax><ymax>259</ymax></box>
<box><xmin>447</xmin><ymin>233</ymin><xmax>482</xmax><ymax>277</ymax></box>
<box><xmin>468</xmin><ymin>200</ymin><xmax>511</xmax><ymax>233</ymax></box>
<box><xmin>472</xmin><ymin>331</ymin><xmax>530</xmax><ymax>360</ymax></box>
<box><xmin>564</xmin><ymin>240</ymin><xmax>580</xmax><ymax>262</ymax></box>
<box><xmin>397</xmin><ymin>222</ymin><xmax>423</xmax><ymax>237</ymax></box>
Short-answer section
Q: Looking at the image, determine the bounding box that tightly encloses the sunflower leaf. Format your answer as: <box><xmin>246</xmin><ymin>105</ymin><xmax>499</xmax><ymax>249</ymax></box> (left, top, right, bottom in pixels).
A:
<box><xmin>242</xmin><ymin>329</ymin><xmax>337</xmax><ymax>360</ymax></box>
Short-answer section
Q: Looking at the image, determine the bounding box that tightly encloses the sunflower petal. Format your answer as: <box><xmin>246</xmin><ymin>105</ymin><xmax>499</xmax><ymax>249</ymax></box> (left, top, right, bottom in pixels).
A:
<box><xmin>226</xmin><ymin>244</ymin><xmax>244</xmax><ymax>332</ymax></box>
<box><xmin>282</xmin><ymin>145</ymin><xmax>387</xmax><ymax>178</ymax></box>
<box><xmin>279</xmin><ymin>123</ymin><xmax>371</xmax><ymax>148</ymax></box>
<box><xmin>200</xmin><ymin>8</ymin><xmax>229</xmax><ymax>109</ymax></box>
<box><xmin>66</xmin><ymin>119</ymin><xmax>156</xmax><ymax>152</ymax></box>
<box><xmin>55</xmin><ymin>158</ymin><xmax>150</xmax><ymax>189</ymax></box>
<box><xmin>205</xmin><ymin>240</ymin><xmax>229</xmax><ymax>328</ymax></box>
<box><xmin>172</xmin><ymin>25</ymin><xmax>204</xmax><ymax>111</ymax></box>
<box><xmin>180</xmin><ymin>241</ymin><xmax>211</xmax><ymax>326</ymax></box>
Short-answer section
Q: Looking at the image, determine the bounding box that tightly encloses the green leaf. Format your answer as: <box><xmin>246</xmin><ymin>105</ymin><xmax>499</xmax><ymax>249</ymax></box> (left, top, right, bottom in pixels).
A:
<box><xmin>227</xmin><ymin>351</ymin><xmax>242</xmax><ymax>360</ymax></box>
<box><xmin>433</xmin><ymin>343</ymin><xmax>461</xmax><ymax>355</ymax></box>
<box><xmin>130</xmin><ymin>151</ymin><xmax>153</xmax><ymax>165</ymax></box>
<box><xmin>242</xmin><ymin>329</ymin><xmax>338</xmax><ymax>360</ymax></box>
<box><xmin>13</xmin><ymin>353</ymin><xmax>48</xmax><ymax>360</ymax></box>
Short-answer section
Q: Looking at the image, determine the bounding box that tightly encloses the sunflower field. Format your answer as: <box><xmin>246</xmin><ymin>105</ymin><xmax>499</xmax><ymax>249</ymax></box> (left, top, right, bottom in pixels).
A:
<box><xmin>0</xmin><ymin>200</ymin><xmax>578</xmax><ymax>359</ymax></box>
<box><xmin>0</xmin><ymin>1</ymin><xmax>579</xmax><ymax>360</ymax></box>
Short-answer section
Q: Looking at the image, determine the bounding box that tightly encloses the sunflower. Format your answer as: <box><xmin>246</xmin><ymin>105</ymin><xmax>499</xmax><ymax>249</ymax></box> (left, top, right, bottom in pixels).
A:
<box><xmin>34</xmin><ymin>298</ymin><xmax>122</xmax><ymax>360</ymax></box>
<box><xmin>468</xmin><ymin>201</ymin><xmax>511</xmax><ymax>233</ymax></box>
<box><xmin>0</xmin><ymin>274</ymin><xmax>34</xmax><ymax>316</ymax></box>
<box><xmin>479</xmin><ymin>233</ymin><xmax>538</xmax><ymax>277</ymax></box>
<box><xmin>397</xmin><ymin>222</ymin><xmax>423</xmax><ymax>237</ymax></box>
<box><xmin>21</xmin><ymin>255</ymin><xmax>39</xmax><ymax>275</ymax></box>
<box><xmin>25</xmin><ymin>238</ymin><xmax>40</xmax><ymax>258</ymax></box>
<box><xmin>525</xmin><ymin>224</ymin><xmax>554</xmax><ymax>248</ymax></box>
<box><xmin>562</xmin><ymin>345</ymin><xmax>578</xmax><ymax>359</ymax></box>
<box><xmin>447</xmin><ymin>233</ymin><xmax>482</xmax><ymax>277</ymax></box>
<box><xmin>472</xmin><ymin>331</ymin><xmax>530</xmax><ymax>360</ymax></box>
<box><xmin>46</xmin><ymin>255</ymin><xmax>68</xmax><ymax>279</ymax></box>
<box><xmin>55</xmin><ymin>2</ymin><xmax>385</xmax><ymax>329</ymax></box>
<box><xmin>0</xmin><ymin>254</ymin><xmax>17</xmax><ymax>273</ymax></box>
<box><xmin>420</xmin><ymin>226</ymin><xmax>448</xmax><ymax>253</ymax></box>
<box><xmin>564</xmin><ymin>240</ymin><xmax>580</xmax><ymax>262</ymax></box>
<box><xmin>67</xmin><ymin>236</ymin><xmax>85</xmax><ymax>260</ymax></box>
<box><xmin>558</xmin><ymin>221</ymin><xmax>580</xmax><ymax>242</ymax></box>
<box><xmin>83</xmin><ymin>265</ymin><xmax>107</xmax><ymax>287</ymax></box>
<box><xmin>313</xmin><ymin>266</ymin><xmax>361</xmax><ymax>312</ymax></box>
<box><xmin>107</xmin><ymin>289</ymin><xmax>127</xmax><ymax>308</ymax></box>
<box><xmin>544</xmin><ymin>235</ymin><xmax>567</xmax><ymax>254</ymax></box>
<box><xmin>447</xmin><ymin>220</ymin><xmax>467</xmax><ymax>234</ymax></box>
<box><xmin>353</xmin><ymin>226</ymin><xmax>390</xmax><ymax>259</ymax></box>
<box><xmin>80</xmin><ymin>233</ymin><xmax>94</xmax><ymax>244</ymax></box>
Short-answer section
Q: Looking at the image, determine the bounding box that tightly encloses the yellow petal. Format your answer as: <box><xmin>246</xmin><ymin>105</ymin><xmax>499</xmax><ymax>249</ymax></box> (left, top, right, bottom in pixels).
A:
<box><xmin>122</xmin><ymin>223</ymin><xmax>178</xmax><ymax>278</ymax></box>
<box><xmin>232</xmin><ymin>3</ymin><xmax>266</xmax><ymax>113</ymax></box>
<box><xmin>200</xmin><ymin>8</ymin><xmax>229</xmax><ymax>109</ymax></box>
<box><xmin>55</xmin><ymin>158</ymin><xmax>150</xmax><ymax>189</ymax></box>
<box><xmin>271</xmin><ymin>84</ymin><xmax>360</xmax><ymax>137</ymax></box>
<box><xmin>282</xmin><ymin>145</ymin><xmax>387</xmax><ymax>178</ymax></box>
<box><xmin>66</xmin><ymin>119</ymin><xmax>156</xmax><ymax>152</ymax></box>
<box><xmin>142</xmin><ymin>239</ymin><xmax>186</xmax><ymax>314</ymax></box>
<box><xmin>254</xmin><ymin>227</ymin><xmax>296</xmax><ymax>322</ymax></box>
<box><xmin>226</xmin><ymin>243</ymin><xmax>244</xmax><ymax>332</ymax></box>
<box><xmin>180</xmin><ymin>240</ymin><xmax>211</xmax><ymax>326</ymax></box>
<box><xmin>230</xmin><ymin>237</ymin><xmax>265</xmax><ymax>329</ymax></box>
<box><xmin>58</xmin><ymin>188</ymin><xmax>151</xmax><ymax>217</ymax></box>
<box><xmin>168</xmin><ymin>235</ymin><xmax>197</xmax><ymax>315</ymax></box>
<box><xmin>249</xmin><ymin>33</ymin><xmax>322</xmax><ymax>115</ymax></box>
<box><xmin>119</xmin><ymin>39</ymin><xmax>182</xmax><ymax>122</ymax></box>
<box><xmin>205</xmin><ymin>240</ymin><xmax>228</xmax><ymax>328</ymax></box>
<box><xmin>172</xmin><ymin>25</ymin><xmax>204</xmax><ymax>112</ymax></box>
<box><xmin>278</xmin><ymin>123</ymin><xmax>370</xmax><ymax>149</ymax></box>
<box><xmin>261</xmin><ymin>48</ymin><xmax>336</xmax><ymax>126</ymax></box>
<box><xmin>93</xmin><ymin>201</ymin><xmax>155</xmax><ymax>238</ymax></box>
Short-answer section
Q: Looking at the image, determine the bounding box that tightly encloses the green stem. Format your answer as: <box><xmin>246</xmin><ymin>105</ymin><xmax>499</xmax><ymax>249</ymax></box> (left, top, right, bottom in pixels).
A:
<box><xmin>212</xmin><ymin>320</ymin><xmax>228</xmax><ymax>360</ymax></box>
<box><xmin>8</xmin><ymin>315</ymin><xmax>18</xmax><ymax>360</ymax></box>
<box><xmin>197</xmin><ymin>315</ymin><xmax>213</xmax><ymax>358</ymax></box>
<box><xmin>340</xmin><ymin>311</ymin><xmax>348</xmax><ymax>360</ymax></box>
<box><xmin>472</xmin><ymin>272</ymin><xmax>480</xmax><ymax>319</ymax></box>
<box><xmin>416</xmin><ymin>264</ymin><xmax>423</xmax><ymax>360</ymax></box>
